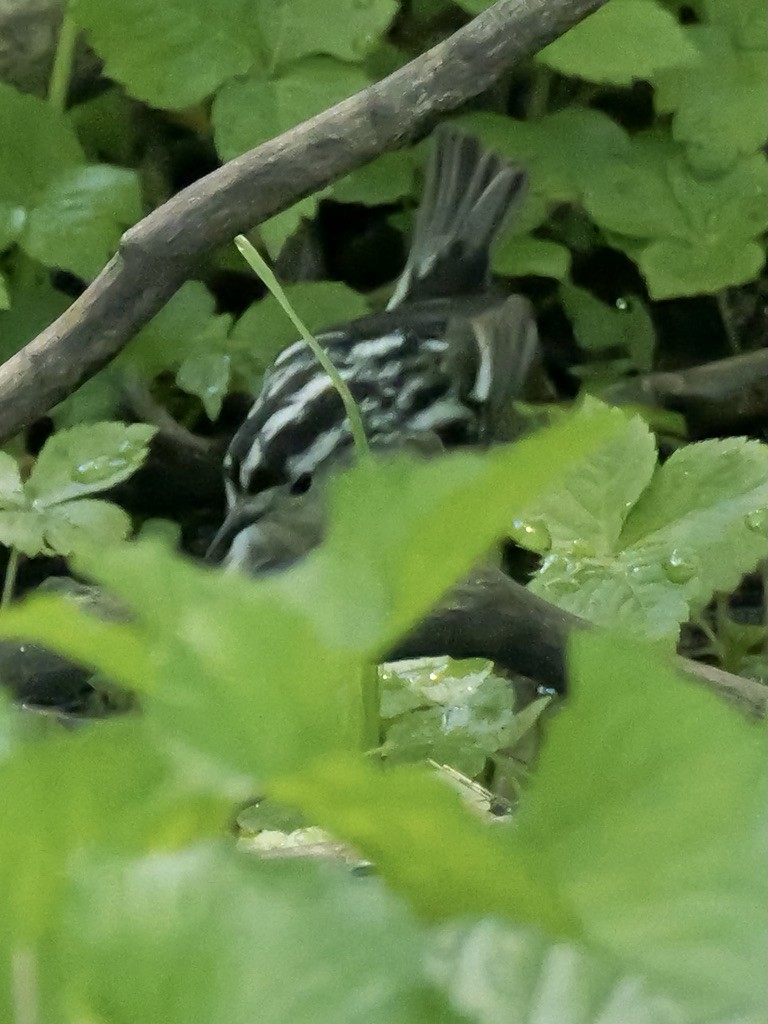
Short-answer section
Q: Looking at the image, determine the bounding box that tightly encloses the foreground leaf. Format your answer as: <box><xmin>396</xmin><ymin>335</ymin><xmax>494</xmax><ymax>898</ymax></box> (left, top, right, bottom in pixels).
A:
<box><xmin>514</xmin><ymin>632</ymin><xmax>768</xmax><ymax>1020</ymax></box>
<box><xmin>276</xmin><ymin>402</ymin><xmax>620</xmax><ymax>651</ymax></box>
<box><xmin>60</xmin><ymin>846</ymin><xmax>456</xmax><ymax>1024</ymax></box>
<box><xmin>274</xmin><ymin>755</ymin><xmax>575</xmax><ymax>936</ymax></box>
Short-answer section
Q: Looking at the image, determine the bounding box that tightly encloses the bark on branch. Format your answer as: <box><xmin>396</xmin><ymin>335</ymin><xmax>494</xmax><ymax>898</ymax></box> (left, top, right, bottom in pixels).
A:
<box><xmin>0</xmin><ymin>0</ymin><xmax>608</xmax><ymax>443</ymax></box>
<box><xmin>389</xmin><ymin>567</ymin><xmax>768</xmax><ymax>718</ymax></box>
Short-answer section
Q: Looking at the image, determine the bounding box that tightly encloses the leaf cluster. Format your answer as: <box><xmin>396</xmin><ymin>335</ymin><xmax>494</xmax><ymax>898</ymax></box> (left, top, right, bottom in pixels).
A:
<box><xmin>0</xmin><ymin>404</ymin><xmax>764</xmax><ymax>1023</ymax></box>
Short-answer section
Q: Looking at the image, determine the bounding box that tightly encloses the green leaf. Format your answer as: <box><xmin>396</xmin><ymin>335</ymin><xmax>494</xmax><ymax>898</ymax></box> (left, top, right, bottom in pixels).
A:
<box><xmin>539</xmin><ymin>0</ymin><xmax>699</xmax><ymax>85</ymax></box>
<box><xmin>213</xmin><ymin>59</ymin><xmax>371</xmax><ymax>252</ymax></box>
<box><xmin>492</xmin><ymin>235</ymin><xmax>571</xmax><ymax>281</ymax></box>
<box><xmin>381</xmin><ymin>660</ymin><xmax>520</xmax><ymax>776</ymax></box>
<box><xmin>35</xmin><ymin>498</ymin><xmax>132</xmax><ymax>555</ymax></box>
<box><xmin>514</xmin><ymin>632</ymin><xmax>768</xmax><ymax>1020</ymax></box>
<box><xmin>453</xmin><ymin>108</ymin><xmax>632</xmax><ymax>207</ymax></box>
<box><xmin>0</xmin><ymin>452</ymin><xmax>25</xmax><ymax>508</ymax></box>
<box><xmin>528</xmin><ymin>421</ymin><xmax>768</xmax><ymax>639</ymax></box>
<box><xmin>121</xmin><ymin>281</ymin><xmax>232</xmax><ymax>382</ymax></box>
<box><xmin>0</xmin><ymin>719</ymin><xmax>233</xmax><ymax>944</ymax></box>
<box><xmin>72</xmin><ymin>540</ymin><xmax>362</xmax><ymax>780</ymax></box>
<box><xmin>429</xmin><ymin>918</ymin><xmax>686</xmax><ymax>1024</ymax></box>
<box><xmin>0</xmin><ymin>594</ymin><xmax>153</xmax><ymax>691</ymax></box>
<box><xmin>703</xmin><ymin>0</ymin><xmax>767</xmax><ymax>48</ymax></box>
<box><xmin>229</xmin><ymin>281</ymin><xmax>370</xmax><ymax>379</ymax></box>
<box><xmin>259</xmin><ymin>194</ymin><xmax>325</xmax><ymax>258</ymax></box>
<box><xmin>0</xmin><ymin>82</ymin><xmax>84</xmax><ymax>207</ymax></box>
<box><xmin>332</xmin><ymin>151</ymin><xmax>416</xmax><ymax>206</ymax></box>
<box><xmin>25</xmin><ymin>421</ymin><xmax>156</xmax><ymax>506</ymax></box>
<box><xmin>275</xmin><ymin>404</ymin><xmax>621</xmax><ymax>652</ymax></box>
<box><xmin>0</xmin><ymin>281</ymin><xmax>71</xmax><ymax>363</ymax></box>
<box><xmin>0</xmin><ymin>271</ymin><xmax>9</xmax><ymax>310</ymax></box>
<box><xmin>0</xmin><ymin>204</ymin><xmax>25</xmax><ymax>251</ymax></box>
<box><xmin>560</xmin><ymin>284</ymin><xmax>656</xmax><ymax>370</ymax></box>
<box><xmin>257</xmin><ymin>0</ymin><xmax>399</xmax><ymax>67</ymax></box>
<box><xmin>213</xmin><ymin>58</ymin><xmax>371</xmax><ymax>161</ymax></box>
<box><xmin>520</xmin><ymin>403</ymin><xmax>658</xmax><ymax>558</ymax></box>
<box><xmin>69</xmin><ymin>87</ymin><xmax>140</xmax><ymax>165</ymax></box>
<box><xmin>20</xmin><ymin>164</ymin><xmax>142</xmax><ymax>280</ymax></box>
<box><xmin>639</xmin><ymin>236</ymin><xmax>766</xmax><ymax>299</ymax></box>
<box><xmin>655</xmin><ymin>27</ymin><xmax>768</xmax><ymax>173</ymax></box>
<box><xmin>274</xmin><ymin>755</ymin><xmax>576</xmax><ymax>936</ymax></box>
<box><xmin>0</xmin><ymin>498</ymin><xmax>131</xmax><ymax>558</ymax></box>
<box><xmin>583</xmin><ymin>140</ymin><xmax>768</xmax><ymax>297</ymax></box>
<box><xmin>176</xmin><ymin>351</ymin><xmax>232</xmax><ymax>420</ymax></box>
<box><xmin>63</xmin><ymin>846</ymin><xmax>452</xmax><ymax>1024</ymax></box>
<box><xmin>71</xmin><ymin>0</ymin><xmax>257</xmax><ymax>109</ymax></box>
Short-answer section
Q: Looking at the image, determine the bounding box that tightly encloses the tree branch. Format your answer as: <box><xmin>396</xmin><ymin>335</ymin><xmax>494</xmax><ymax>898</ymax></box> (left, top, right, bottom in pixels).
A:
<box><xmin>603</xmin><ymin>348</ymin><xmax>768</xmax><ymax>436</ymax></box>
<box><xmin>388</xmin><ymin>567</ymin><xmax>768</xmax><ymax>718</ymax></box>
<box><xmin>0</xmin><ymin>0</ymin><xmax>607</xmax><ymax>444</ymax></box>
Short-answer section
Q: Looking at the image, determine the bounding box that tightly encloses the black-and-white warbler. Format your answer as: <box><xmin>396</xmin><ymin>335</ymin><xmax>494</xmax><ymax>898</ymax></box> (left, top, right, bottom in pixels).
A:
<box><xmin>208</xmin><ymin>128</ymin><xmax>538</xmax><ymax>572</ymax></box>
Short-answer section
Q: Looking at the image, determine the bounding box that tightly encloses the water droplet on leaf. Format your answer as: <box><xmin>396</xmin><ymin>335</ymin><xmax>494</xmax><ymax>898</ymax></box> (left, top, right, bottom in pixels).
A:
<box><xmin>71</xmin><ymin>455</ymin><xmax>129</xmax><ymax>484</ymax></box>
<box><xmin>744</xmin><ymin>509</ymin><xmax>768</xmax><ymax>535</ymax></box>
<box><xmin>510</xmin><ymin>518</ymin><xmax>551</xmax><ymax>554</ymax></box>
<box><xmin>615</xmin><ymin>296</ymin><xmax>630</xmax><ymax>311</ymax></box>
<box><xmin>563</xmin><ymin>538</ymin><xmax>594</xmax><ymax>559</ymax></box>
<box><xmin>662</xmin><ymin>549</ymin><xmax>698</xmax><ymax>584</ymax></box>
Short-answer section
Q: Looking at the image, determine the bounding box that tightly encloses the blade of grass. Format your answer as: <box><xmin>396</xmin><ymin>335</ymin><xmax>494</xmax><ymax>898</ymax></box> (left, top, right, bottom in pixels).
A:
<box><xmin>234</xmin><ymin>235</ymin><xmax>370</xmax><ymax>460</ymax></box>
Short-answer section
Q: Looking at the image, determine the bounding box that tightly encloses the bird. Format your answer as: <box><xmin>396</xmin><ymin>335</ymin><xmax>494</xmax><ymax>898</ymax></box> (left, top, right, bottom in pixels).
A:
<box><xmin>207</xmin><ymin>127</ymin><xmax>539</xmax><ymax>573</ymax></box>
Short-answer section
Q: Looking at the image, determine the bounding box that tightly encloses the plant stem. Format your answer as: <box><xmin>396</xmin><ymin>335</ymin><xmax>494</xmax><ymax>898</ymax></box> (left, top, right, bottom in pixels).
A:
<box><xmin>716</xmin><ymin>291</ymin><xmax>740</xmax><ymax>354</ymax></box>
<box><xmin>2</xmin><ymin>547</ymin><xmax>20</xmax><ymax>610</ymax></box>
<box><xmin>234</xmin><ymin>235</ymin><xmax>370</xmax><ymax>460</ymax></box>
<box><xmin>48</xmin><ymin>6</ymin><xmax>78</xmax><ymax>113</ymax></box>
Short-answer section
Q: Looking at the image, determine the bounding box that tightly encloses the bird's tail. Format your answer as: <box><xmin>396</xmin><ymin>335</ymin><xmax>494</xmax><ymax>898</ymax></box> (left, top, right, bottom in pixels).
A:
<box><xmin>387</xmin><ymin>127</ymin><xmax>527</xmax><ymax>309</ymax></box>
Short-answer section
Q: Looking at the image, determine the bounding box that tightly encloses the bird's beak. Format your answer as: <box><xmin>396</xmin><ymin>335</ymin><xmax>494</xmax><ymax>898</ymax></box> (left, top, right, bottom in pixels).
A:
<box><xmin>204</xmin><ymin>495</ymin><xmax>270</xmax><ymax>565</ymax></box>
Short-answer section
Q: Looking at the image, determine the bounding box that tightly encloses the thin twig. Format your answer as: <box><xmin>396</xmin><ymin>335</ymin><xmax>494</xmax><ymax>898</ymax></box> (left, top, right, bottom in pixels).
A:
<box><xmin>0</xmin><ymin>0</ymin><xmax>608</xmax><ymax>444</ymax></box>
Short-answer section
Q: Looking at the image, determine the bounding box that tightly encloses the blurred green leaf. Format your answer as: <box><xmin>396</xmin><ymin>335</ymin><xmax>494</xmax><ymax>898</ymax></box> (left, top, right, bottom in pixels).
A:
<box><xmin>276</xmin><ymin>403</ymin><xmax>621</xmax><ymax>651</ymax></box>
<box><xmin>61</xmin><ymin>846</ymin><xmax>454</xmax><ymax>1024</ymax></box>
<box><xmin>514</xmin><ymin>631</ymin><xmax>768</xmax><ymax>1020</ymax></box>
<box><xmin>213</xmin><ymin>59</ymin><xmax>370</xmax><ymax>161</ymax></box>
<box><xmin>655</xmin><ymin>27</ymin><xmax>768</xmax><ymax>174</ymax></box>
<box><xmin>257</xmin><ymin>0</ymin><xmax>399</xmax><ymax>67</ymax></box>
<box><xmin>539</xmin><ymin>0</ymin><xmax>698</xmax><ymax>85</ymax></box>
<box><xmin>20</xmin><ymin>165</ymin><xmax>141</xmax><ymax>281</ymax></box>
<box><xmin>71</xmin><ymin>0</ymin><xmax>257</xmax><ymax>109</ymax></box>
<box><xmin>0</xmin><ymin>281</ymin><xmax>71</xmax><ymax>363</ymax></box>
<box><xmin>560</xmin><ymin>284</ymin><xmax>656</xmax><ymax>371</ymax></box>
<box><xmin>0</xmin><ymin>83</ymin><xmax>83</xmax><ymax>207</ymax></box>
<box><xmin>274</xmin><ymin>754</ymin><xmax>575</xmax><ymax>935</ymax></box>
<box><xmin>493</xmin><ymin>235</ymin><xmax>571</xmax><ymax>281</ymax></box>
<box><xmin>429</xmin><ymin>917</ymin><xmax>686</xmax><ymax>1024</ymax></box>
<box><xmin>333</xmin><ymin>151</ymin><xmax>416</xmax><ymax>206</ymax></box>
<box><xmin>0</xmin><ymin>720</ymin><xmax>232</xmax><ymax>945</ymax></box>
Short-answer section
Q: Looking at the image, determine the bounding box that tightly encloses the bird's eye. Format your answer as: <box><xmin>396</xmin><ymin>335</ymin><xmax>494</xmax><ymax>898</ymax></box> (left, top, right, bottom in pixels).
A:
<box><xmin>290</xmin><ymin>473</ymin><xmax>312</xmax><ymax>495</ymax></box>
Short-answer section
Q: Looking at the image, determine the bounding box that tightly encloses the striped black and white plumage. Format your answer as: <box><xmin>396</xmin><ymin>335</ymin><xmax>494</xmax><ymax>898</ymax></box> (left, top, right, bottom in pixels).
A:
<box><xmin>209</xmin><ymin>128</ymin><xmax>538</xmax><ymax>572</ymax></box>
